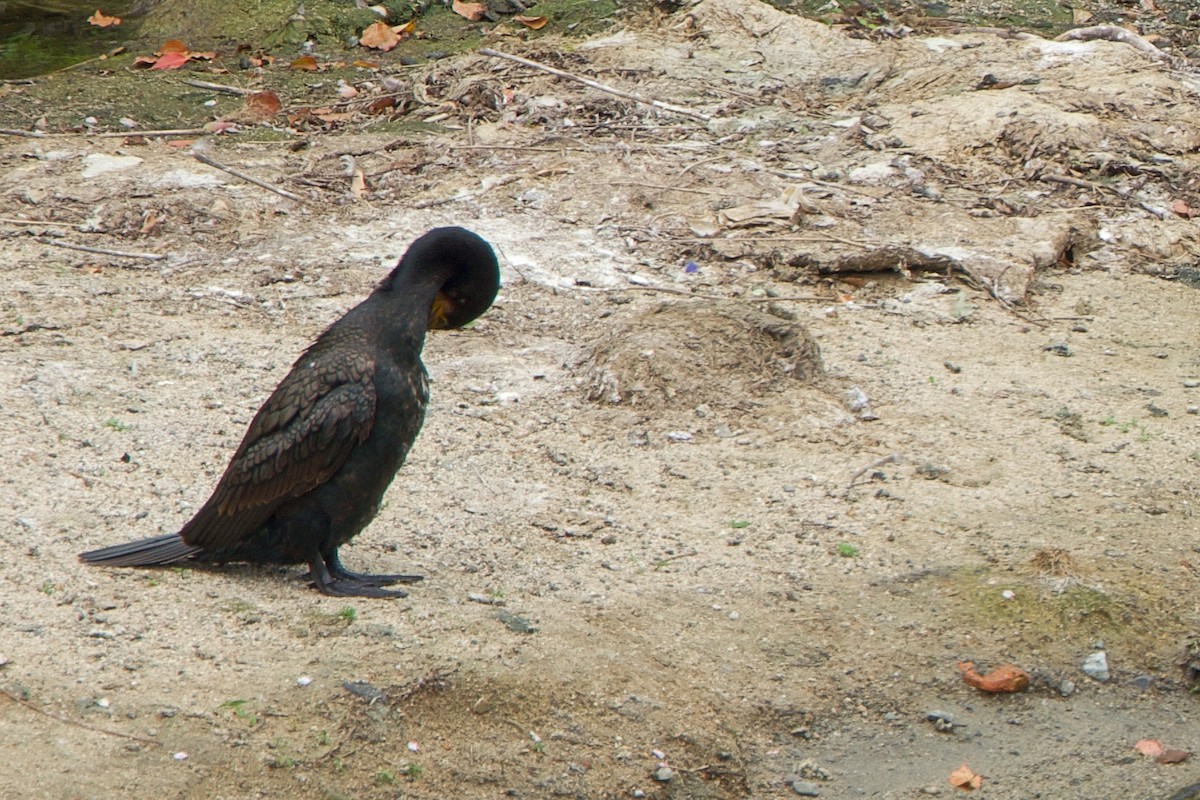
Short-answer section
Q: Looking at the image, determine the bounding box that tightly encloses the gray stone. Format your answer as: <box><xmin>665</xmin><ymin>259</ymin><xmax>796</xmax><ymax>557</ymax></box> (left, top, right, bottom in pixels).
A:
<box><xmin>792</xmin><ymin>781</ymin><xmax>821</xmax><ymax>796</ymax></box>
<box><xmin>1082</xmin><ymin>651</ymin><xmax>1110</xmax><ymax>681</ymax></box>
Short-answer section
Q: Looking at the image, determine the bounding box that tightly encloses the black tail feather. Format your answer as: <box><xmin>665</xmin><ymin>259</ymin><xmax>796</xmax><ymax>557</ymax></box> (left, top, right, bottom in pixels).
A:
<box><xmin>79</xmin><ymin>533</ymin><xmax>203</xmax><ymax>567</ymax></box>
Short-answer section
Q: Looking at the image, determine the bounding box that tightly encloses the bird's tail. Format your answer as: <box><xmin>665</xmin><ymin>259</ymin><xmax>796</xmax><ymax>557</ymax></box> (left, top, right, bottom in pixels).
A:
<box><xmin>79</xmin><ymin>533</ymin><xmax>203</xmax><ymax>567</ymax></box>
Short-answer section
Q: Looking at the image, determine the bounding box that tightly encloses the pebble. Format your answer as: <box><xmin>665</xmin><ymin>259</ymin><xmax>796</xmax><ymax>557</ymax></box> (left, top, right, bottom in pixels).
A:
<box><xmin>653</xmin><ymin>766</ymin><xmax>674</xmax><ymax>782</ymax></box>
<box><xmin>1059</xmin><ymin>679</ymin><xmax>1076</xmax><ymax>697</ymax></box>
<box><xmin>632</xmin><ymin>791</ymin><xmax>646</xmax><ymax>799</ymax></box>
<box><xmin>172</xmin><ymin>752</ymin><xmax>188</xmax><ymax>761</ymax></box>
<box><xmin>1185</xmin><ymin>380</ymin><xmax>1200</xmax><ymax>388</ymax></box>
<box><xmin>1082</xmin><ymin>651</ymin><xmax>1110</xmax><ymax>682</ymax></box>
<box><xmin>1188</xmin><ymin>406</ymin><xmax>1199</xmax><ymax>415</ymax></box>
<box><xmin>296</xmin><ymin>676</ymin><xmax>312</xmax><ymax>687</ymax></box>
<box><xmin>1132</xmin><ymin>675</ymin><xmax>1153</xmax><ymax>691</ymax></box>
<box><xmin>792</xmin><ymin>781</ymin><xmax>821</xmax><ymax>796</ymax></box>
<box><xmin>1043</xmin><ymin>342</ymin><xmax>1072</xmax><ymax>357</ymax></box>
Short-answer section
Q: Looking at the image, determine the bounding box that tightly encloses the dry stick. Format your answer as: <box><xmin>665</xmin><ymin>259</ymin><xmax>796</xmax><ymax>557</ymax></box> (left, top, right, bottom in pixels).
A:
<box><xmin>578</xmin><ymin>284</ymin><xmax>829</xmax><ymax>303</ymax></box>
<box><xmin>34</xmin><ymin>237</ymin><xmax>165</xmax><ymax>261</ymax></box>
<box><xmin>609</xmin><ymin>181</ymin><xmax>745</xmax><ymax>197</ymax></box>
<box><xmin>94</xmin><ymin>128</ymin><xmax>208</xmax><ymax>138</ymax></box>
<box><xmin>1</xmin><ymin>686</ymin><xmax>161</xmax><ymax>747</ymax></box>
<box><xmin>1056</xmin><ymin>24</ymin><xmax>1166</xmax><ymax>59</ymax></box>
<box><xmin>478</xmin><ymin>48</ymin><xmax>713</xmax><ymax>123</ymax></box>
<box><xmin>192</xmin><ymin>152</ymin><xmax>308</xmax><ymax>204</ymax></box>
<box><xmin>846</xmin><ymin>452</ymin><xmax>900</xmax><ymax>494</ymax></box>
<box><xmin>0</xmin><ymin>128</ymin><xmax>46</xmax><ymax>138</ymax></box>
<box><xmin>181</xmin><ymin>78</ymin><xmax>255</xmax><ymax>95</ymax></box>
<box><xmin>0</xmin><ymin>217</ymin><xmax>77</xmax><ymax>227</ymax></box>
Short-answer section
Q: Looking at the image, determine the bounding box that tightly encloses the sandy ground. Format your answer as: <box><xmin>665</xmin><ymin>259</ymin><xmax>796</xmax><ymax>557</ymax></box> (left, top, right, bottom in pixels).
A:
<box><xmin>2</xmin><ymin>2</ymin><xmax>1200</xmax><ymax>798</ymax></box>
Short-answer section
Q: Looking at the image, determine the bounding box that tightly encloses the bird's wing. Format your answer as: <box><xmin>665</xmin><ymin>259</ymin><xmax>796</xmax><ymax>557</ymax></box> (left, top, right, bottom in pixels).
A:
<box><xmin>181</xmin><ymin>339</ymin><xmax>377</xmax><ymax>551</ymax></box>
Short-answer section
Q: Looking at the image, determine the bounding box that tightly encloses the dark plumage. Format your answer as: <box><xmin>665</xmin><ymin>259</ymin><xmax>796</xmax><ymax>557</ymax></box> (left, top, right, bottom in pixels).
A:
<box><xmin>80</xmin><ymin>227</ymin><xmax>500</xmax><ymax>598</ymax></box>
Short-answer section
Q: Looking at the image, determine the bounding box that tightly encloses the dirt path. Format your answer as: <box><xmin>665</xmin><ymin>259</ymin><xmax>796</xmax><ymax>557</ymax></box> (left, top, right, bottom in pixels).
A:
<box><xmin>2</xmin><ymin>2</ymin><xmax>1200</xmax><ymax>798</ymax></box>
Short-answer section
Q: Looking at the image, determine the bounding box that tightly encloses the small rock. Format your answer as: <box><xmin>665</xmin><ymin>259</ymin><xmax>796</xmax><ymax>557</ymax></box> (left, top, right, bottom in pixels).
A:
<box><xmin>1082</xmin><ymin>651</ymin><xmax>1110</xmax><ymax>682</ymax></box>
<box><xmin>921</xmin><ymin>786</ymin><xmax>943</xmax><ymax>796</ymax></box>
<box><xmin>172</xmin><ymin>751</ymin><xmax>188</xmax><ymax>761</ymax></box>
<box><xmin>159</xmin><ymin>708</ymin><xmax>178</xmax><ymax>718</ymax></box>
<box><xmin>1146</xmin><ymin>402</ymin><xmax>1169</xmax><ymax>418</ymax></box>
<box><xmin>1043</xmin><ymin>342</ymin><xmax>1072</xmax><ymax>357</ymax></box>
<box><xmin>792</xmin><ymin>781</ymin><xmax>821</xmax><ymax>796</ymax></box>
<box><xmin>1185</xmin><ymin>380</ymin><xmax>1200</xmax><ymax>388</ymax></box>
<box><xmin>653</xmin><ymin>766</ymin><xmax>674</xmax><ymax>782</ymax></box>
<box><xmin>296</xmin><ymin>676</ymin><xmax>312</xmax><ymax>687</ymax></box>
<box><xmin>1132</xmin><ymin>675</ymin><xmax>1153</xmax><ymax>691</ymax></box>
<box><xmin>1188</xmin><ymin>406</ymin><xmax>1199</xmax><ymax>415</ymax></box>
<box><xmin>632</xmin><ymin>791</ymin><xmax>646</xmax><ymax>799</ymax></box>
<box><xmin>1058</xmin><ymin>679</ymin><xmax>1076</xmax><ymax>697</ymax></box>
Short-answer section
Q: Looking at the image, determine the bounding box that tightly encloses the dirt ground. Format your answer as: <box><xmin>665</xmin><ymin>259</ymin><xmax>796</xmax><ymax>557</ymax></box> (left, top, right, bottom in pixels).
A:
<box><xmin>3</xmin><ymin>1</ymin><xmax>1200</xmax><ymax>798</ymax></box>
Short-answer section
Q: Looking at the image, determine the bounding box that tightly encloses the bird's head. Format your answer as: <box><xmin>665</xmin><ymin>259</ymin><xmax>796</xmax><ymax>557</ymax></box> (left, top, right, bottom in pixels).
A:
<box><xmin>385</xmin><ymin>227</ymin><xmax>500</xmax><ymax>330</ymax></box>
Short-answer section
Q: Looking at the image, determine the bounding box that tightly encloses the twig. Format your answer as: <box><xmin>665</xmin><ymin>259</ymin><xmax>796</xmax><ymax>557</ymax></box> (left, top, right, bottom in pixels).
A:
<box><xmin>578</xmin><ymin>284</ymin><xmax>830</xmax><ymax>303</ymax></box>
<box><xmin>846</xmin><ymin>452</ymin><xmax>900</xmax><ymax>493</ymax></box>
<box><xmin>1055</xmin><ymin>24</ymin><xmax>1165</xmax><ymax>59</ymax></box>
<box><xmin>192</xmin><ymin>152</ymin><xmax>308</xmax><ymax>204</ymax></box>
<box><xmin>1</xmin><ymin>686</ymin><xmax>161</xmax><ymax>747</ymax></box>
<box><xmin>0</xmin><ymin>128</ymin><xmax>46</xmax><ymax>138</ymax></box>
<box><xmin>94</xmin><ymin>128</ymin><xmax>209</xmax><ymax>138</ymax></box>
<box><xmin>479</xmin><ymin>48</ymin><xmax>713</xmax><ymax>122</ymax></box>
<box><xmin>181</xmin><ymin>79</ymin><xmax>255</xmax><ymax>95</ymax></box>
<box><xmin>609</xmin><ymin>181</ymin><xmax>745</xmax><ymax>197</ymax></box>
<box><xmin>33</xmin><ymin>237</ymin><xmax>164</xmax><ymax>261</ymax></box>
<box><xmin>0</xmin><ymin>217</ymin><xmax>77</xmax><ymax>227</ymax></box>
<box><xmin>1042</xmin><ymin>173</ymin><xmax>1100</xmax><ymax>192</ymax></box>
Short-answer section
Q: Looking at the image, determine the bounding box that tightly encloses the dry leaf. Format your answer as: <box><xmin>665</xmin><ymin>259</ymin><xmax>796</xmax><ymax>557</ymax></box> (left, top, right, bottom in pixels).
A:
<box><xmin>452</xmin><ymin>0</ymin><xmax>487</xmax><ymax>21</ymax></box>
<box><xmin>336</xmin><ymin>80</ymin><xmax>359</xmax><ymax>99</ymax></box>
<box><xmin>1136</xmin><ymin>739</ymin><xmax>1165</xmax><ymax>759</ymax></box>
<box><xmin>369</xmin><ymin>3</ymin><xmax>388</xmax><ymax>15</ymax></box>
<box><xmin>352</xmin><ymin>59</ymin><xmax>381</xmax><ymax>69</ymax></box>
<box><xmin>243</xmin><ymin>90</ymin><xmax>282</xmax><ymax>120</ymax></box>
<box><xmin>948</xmin><ymin>763</ymin><xmax>982</xmax><ymax>790</ymax></box>
<box><xmin>140</xmin><ymin>209</ymin><xmax>160</xmax><ymax>235</ymax></box>
<box><xmin>132</xmin><ymin>55</ymin><xmax>158</xmax><ymax>68</ymax></box>
<box><xmin>957</xmin><ymin>661</ymin><xmax>1030</xmax><ymax>693</ymax></box>
<box><xmin>1170</xmin><ymin>199</ymin><xmax>1197</xmax><ymax>218</ymax></box>
<box><xmin>368</xmin><ymin>96</ymin><xmax>397</xmax><ymax>114</ymax></box>
<box><xmin>350</xmin><ymin>167</ymin><xmax>367</xmax><ymax>200</ymax></box>
<box><xmin>360</xmin><ymin>20</ymin><xmax>401</xmax><ymax>51</ymax></box>
<box><xmin>290</xmin><ymin>55</ymin><xmax>318</xmax><ymax>71</ymax></box>
<box><xmin>165</xmin><ymin>139</ymin><xmax>195</xmax><ymax>149</ymax></box>
<box><xmin>1159</xmin><ymin>749</ymin><xmax>1191</xmax><ymax>764</ymax></box>
<box><xmin>87</xmin><ymin>9</ymin><xmax>121</xmax><ymax>27</ymax></box>
<box><xmin>392</xmin><ymin>19</ymin><xmax>416</xmax><ymax>35</ymax></box>
<box><xmin>514</xmin><ymin>15</ymin><xmax>548</xmax><ymax>29</ymax></box>
<box><xmin>151</xmin><ymin>51</ymin><xmax>190</xmax><ymax>70</ymax></box>
<box><xmin>1072</xmin><ymin>8</ymin><xmax>1093</xmax><ymax>24</ymax></box>
<box><xmin>159</xmin><ymin>39</ymin><xmax>189</xmax><ymax>54</ymax></box>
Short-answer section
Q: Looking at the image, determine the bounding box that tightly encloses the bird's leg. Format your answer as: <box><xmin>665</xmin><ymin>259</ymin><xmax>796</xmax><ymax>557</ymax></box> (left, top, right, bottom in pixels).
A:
<box><xmin>308</xmin><ymin>552</ymin><xmax>415</xmax><ymax>599</ymax></box>
<box><xmin>324</xmin><ymin>549</ymin><xmax>424</xmax><ymax>587</ymax></box>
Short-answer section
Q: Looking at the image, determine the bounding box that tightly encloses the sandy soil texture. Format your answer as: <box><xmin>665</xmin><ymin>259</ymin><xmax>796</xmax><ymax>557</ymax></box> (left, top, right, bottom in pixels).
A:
<box><xmin>2</xmin><ymin>2</ymin><xmax>1199</xmax><ymax>797</ymax></box>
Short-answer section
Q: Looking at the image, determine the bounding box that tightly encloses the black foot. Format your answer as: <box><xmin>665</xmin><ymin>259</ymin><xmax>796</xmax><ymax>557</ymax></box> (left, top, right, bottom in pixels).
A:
<box><xmin>326</xmin><ymin>550</ymin><xmax>423</xmax><ymax>588</ymax></box>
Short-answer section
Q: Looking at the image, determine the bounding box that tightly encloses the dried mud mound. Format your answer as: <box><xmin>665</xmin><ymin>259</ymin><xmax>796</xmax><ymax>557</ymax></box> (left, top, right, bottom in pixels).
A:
<box><xmin>583</xmin><ymin>301</ymin><xmax>822</xmax><ymax>409</ymax></box>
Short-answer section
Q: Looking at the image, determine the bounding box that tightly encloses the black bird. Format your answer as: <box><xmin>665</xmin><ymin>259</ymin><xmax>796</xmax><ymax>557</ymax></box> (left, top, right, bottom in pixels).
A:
<box><xmin>80</xmin><ymin>227</ymin><xmax>500</xmax><ymax>598</ymax></box>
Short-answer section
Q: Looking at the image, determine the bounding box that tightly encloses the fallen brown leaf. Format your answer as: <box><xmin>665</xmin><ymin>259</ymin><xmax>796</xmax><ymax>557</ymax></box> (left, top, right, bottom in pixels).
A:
<box><xmin>360</xmin><ymin>20</ymin><xmax>401</xmax><ymax>51</ymax></box>
<box><xmin>1159</xmin><ymin>749</ymin><xmax>1191</xmax><ymax>765</ymax></box>
<box><xmin>150</xmin><ymin>51</ymin><xmax>190</xmax><ymax>71</ymax></box>
<box><xmin>1136</xmin><ymin>739</ymin><xmax>1165</xmax><ymax>759</ymax></box>
<box><xmin>243</xmin><ymin>90</ymin><xmax>282</xmax><ymax>120</ymax></box>
<box><xmin>948</xmin><ymin>763</ymin><xmax>982</xmax><ymax>790</ymax></box>
<box><xmin>290</xmin><ymin>55</ymin><xmax>318</xmax><ymax>71</ymax></box>
<box><xmin>452</xmin><ymin>0</ymin><xmax>487</xmax><ymax>20</ymax></box>
<box><xmin>1170</xmin><ymin>199</ymin><xmax>1197</xmax><ymax>218</ymax></box>
<box><xmin>957</xmin><ymin>661</ymin><xmax>1031</xmax><ymax>693</ymax></box>
<box><xmin>87</xmin><ymin>9</ymin><xmax>121</xmax><ymax>27</ymax></box>
<box><xmin>159</xmin><ymin>39</ymin><xmax>189</xmax><ymax>54</ymax></box>
<box><xmin>514</xmin><ymin>15</ymin><xmax>548</xmax><ymax>29</ymax></box>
